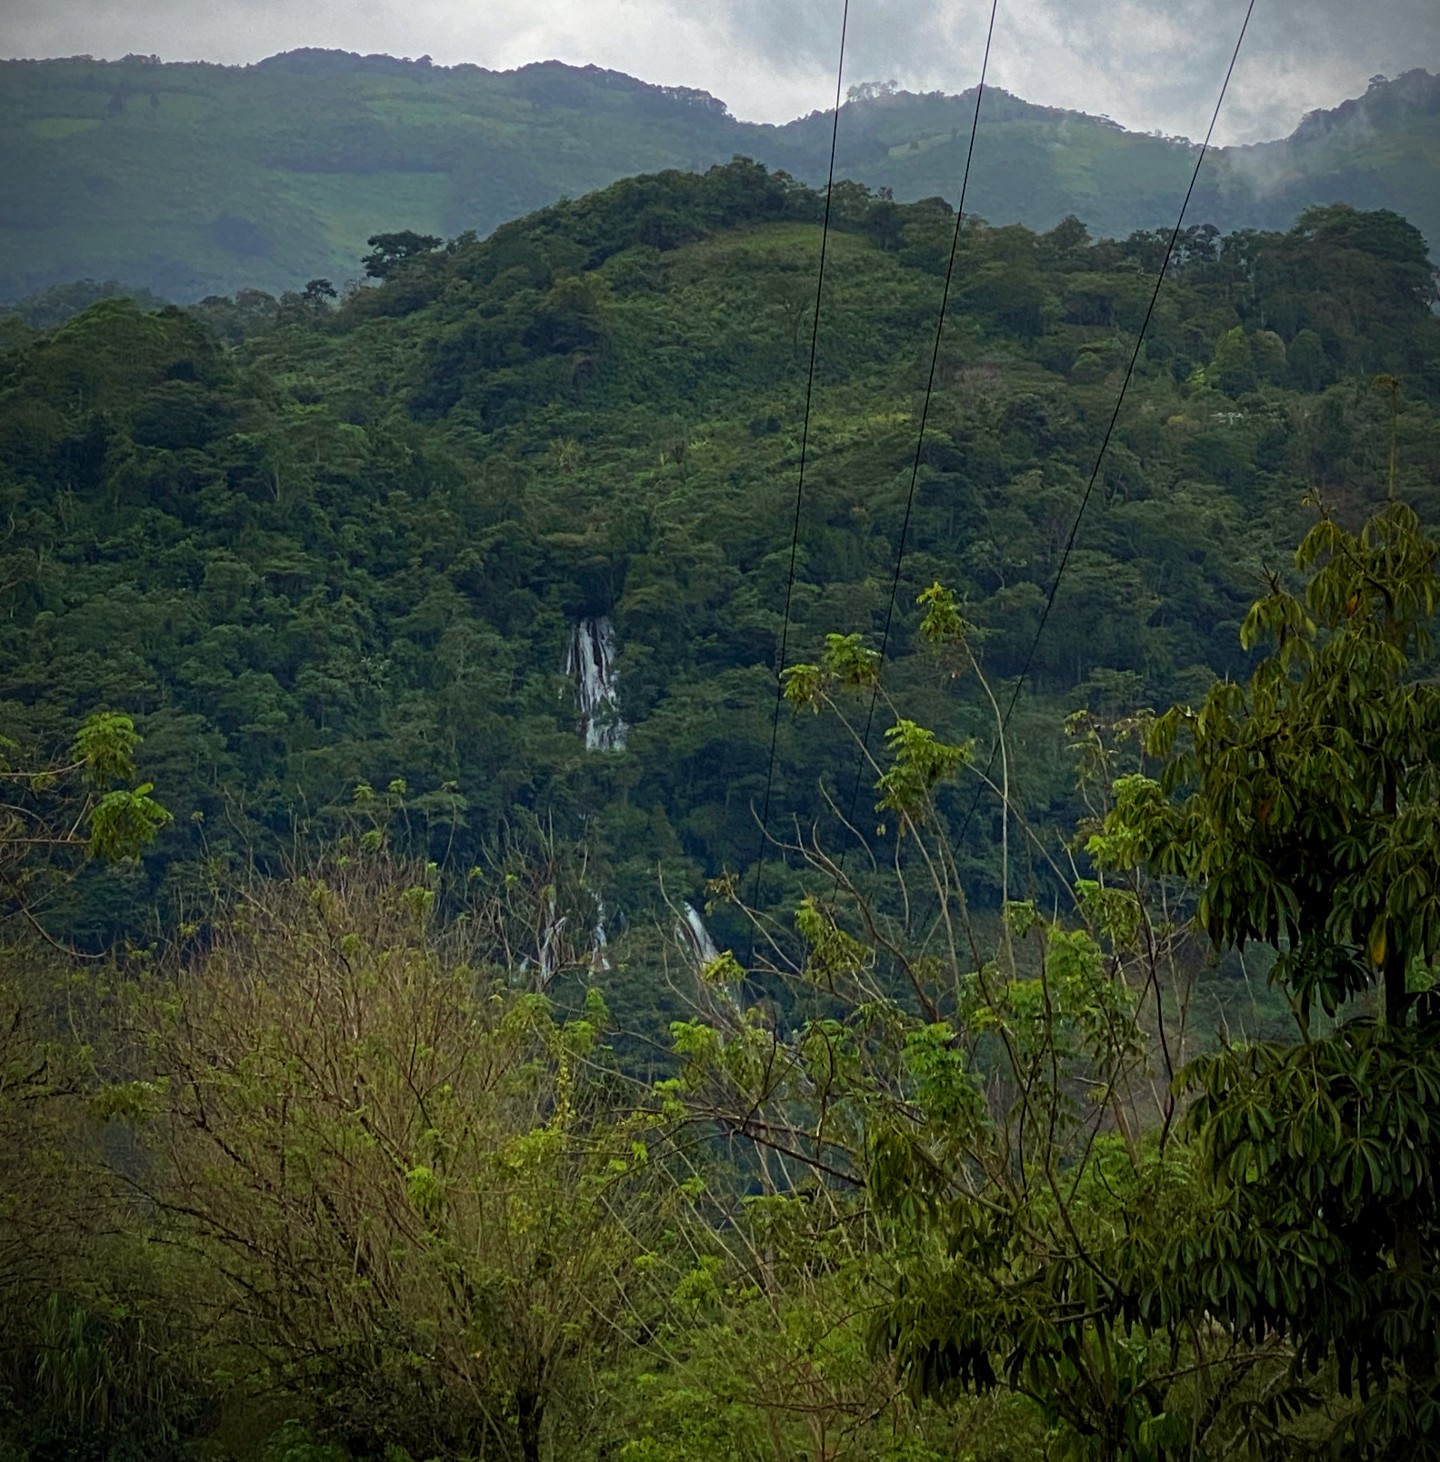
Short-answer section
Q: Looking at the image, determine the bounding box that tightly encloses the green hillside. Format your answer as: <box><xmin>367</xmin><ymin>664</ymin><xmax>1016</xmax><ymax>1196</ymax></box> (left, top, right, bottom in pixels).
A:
<box><xmin>0</xmin><ymin>51</ymin><xmax>753</xmax><ymax>301</ymax></box>
<box><xmin>1</xmin><ymin>50</ymin><xmax>1437</xmax><ymax>301</ymax></box>
<box><xmin>1</xmin><ymin>160</ymin><xmax>1436</xmax><ymax>956</ymax></box>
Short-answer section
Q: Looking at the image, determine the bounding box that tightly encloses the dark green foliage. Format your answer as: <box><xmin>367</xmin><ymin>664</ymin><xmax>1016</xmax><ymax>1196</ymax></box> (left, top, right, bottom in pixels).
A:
<box><xmin>1183</xmin><ymin>1031</ymin><xmax>1440</xmax><ymax>1399</ymax></box>
<box><xmin>770</xmin><ymin>501</ymin><xmax>1440</xmax><ymax>1460</ymax></box>
<box><xmin>0</xmin><ymin>711</ymin><xmax>170</xmax><ymax>945</ymax></box>
<box><xmin>11</xmin><ymin>487</ymin><xmax>1440</xmax><ymax>1460</ymax></box>
<box><xmin>0</xmin><ymin>277</ymin><xmax>170</xmax><ymax>329</ymax></box>
<box><xmin>1086</xmin><ymin>499</ymin><xmax>1440</xmax><ymax>1455</ymax></box>
<box><xmin>1108</xmin><ymin>499</ymin><xmax>1440</xmax><ymax>1019</ymax></box>
<box><xmin>360</xmin><ymin>230</ymin><xmax>442</xmax><ymax>280</ymax></box>
<box><xmin>1</xmin><ymin>163</ymin><xmax>1437</xmax><ymax>954</ymax></box>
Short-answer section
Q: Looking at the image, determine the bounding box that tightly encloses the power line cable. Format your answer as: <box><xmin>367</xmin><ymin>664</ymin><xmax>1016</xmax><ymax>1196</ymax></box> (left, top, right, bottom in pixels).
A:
<box><xmin>751</xmin><ymin>0</ymin><xmax>852</xmax><ymax>911</ymax></box>
<box><xmin>944</xmin><ymin>0</ymin><xmax>1257</xmax><ymax>878</ymax></box>
<box><xmin>838</xmin><ymin>0</ymin><xmax>1001</xmax><ymax>853</ymax></box>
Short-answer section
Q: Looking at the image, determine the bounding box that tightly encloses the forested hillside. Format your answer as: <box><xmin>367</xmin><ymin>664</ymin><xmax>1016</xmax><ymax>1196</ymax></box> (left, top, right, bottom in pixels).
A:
<box><xmin>1</xmin><ymin>159</ymin><xmax>1437</xmax><ymax>965</ymax></box>
<box><xmin>1</xmin><ymin>50</ymin><xmax>1437</xmax><ymax>300</ymax></box>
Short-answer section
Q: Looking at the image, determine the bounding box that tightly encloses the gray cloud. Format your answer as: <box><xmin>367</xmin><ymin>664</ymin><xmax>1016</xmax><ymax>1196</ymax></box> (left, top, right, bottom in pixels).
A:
<box><xmin>657</xmin><ymin>0</ymin><xmax>1440</xmax><ymax>142</ymax></box>
<box><xmin>1</xmin><ymin>0</ymin><xmax>1436</xmax><ymax>142</ymax></box>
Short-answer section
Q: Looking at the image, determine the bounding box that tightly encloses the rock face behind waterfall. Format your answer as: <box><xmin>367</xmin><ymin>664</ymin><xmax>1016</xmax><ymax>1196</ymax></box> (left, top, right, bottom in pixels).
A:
<box><xmin>566</xmin><ymin>617</ymin><xmax>626</xmax><ymax>751</ymax></box>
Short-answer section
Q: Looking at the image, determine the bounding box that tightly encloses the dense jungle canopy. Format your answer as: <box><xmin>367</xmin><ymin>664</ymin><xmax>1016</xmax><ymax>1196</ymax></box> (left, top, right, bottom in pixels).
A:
<box><xmin>1</xmin><ymin>161</ymin><xmax>1437</xmax><ymax>954</ymax></box>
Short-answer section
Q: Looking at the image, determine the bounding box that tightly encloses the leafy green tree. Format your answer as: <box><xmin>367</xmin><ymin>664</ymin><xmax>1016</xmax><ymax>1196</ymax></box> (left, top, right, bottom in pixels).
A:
<box><xmin>0</xmin><ymin>711</ymin><xmax>170</xmax><ymax>944</ymax></box>
<box><xmin>116</xmin><ymin>848</ymin><xmax>683</xmax><ymax>1462</ymax></box>
<box><xmin>1208</xmin><ymin>325</ymin><xmax>1256</xmax><ymax>396</ymax></box>
<box><xmin>1110</xmin><ymin>497</ymin><xmax>1440</xmax><ymax>1021</ymax></box>
<box><xmin>1285</xmin><ymin>326</ymin><xmax>1328</xmax><ymax>390</ymax></box>
<box><xmin>0</xmin><ymin>718</ymin><xmax>184</xmax><ymax>1457</ymax></box>
<box><xmin>672</xmin><ymin>598</ymin><xmax>1270</xmax><ymax>1459</ymax></box>
<box><xmin>360</xmin><ymin>230</ymin><xmax>443</xmax><ymax>279</ymax></box>
<box><xmin>1259</xmin><ymin>205</ymin><xmax>1438</xmax><ymax>375</ymax></box>
<box><xmin>301</xmin><ymin>277</ymin><xmax>336</xmax><ymax>307</ymax></box>
<box><xmin>1095</xmin><ymin>496</ymin><xmax>1440</xmax><ymax>1456</ymax></box>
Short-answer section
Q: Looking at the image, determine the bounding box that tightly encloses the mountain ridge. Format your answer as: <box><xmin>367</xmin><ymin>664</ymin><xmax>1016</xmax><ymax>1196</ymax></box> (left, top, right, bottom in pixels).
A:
<box><xmin>0</xmin><ymin>53</ymin><xmax>1436</xmax><ymax>302</ymax></box>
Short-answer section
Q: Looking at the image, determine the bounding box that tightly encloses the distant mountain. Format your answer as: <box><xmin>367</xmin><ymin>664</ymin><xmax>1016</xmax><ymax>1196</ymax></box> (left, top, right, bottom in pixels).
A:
<box><xmin>797</xmin><ymin>71</ymin><xmax>1440</xmax><ymax>253</ymax></box>
<box><xmin>1198</xmin><ymin>70</ymin><xmax>1440</xmax><ymax>245</ymax></box>
<box><xmin>1</xmin><ymin>51</ymin><xmax>1436</xmax><ymax>302</ymax></box>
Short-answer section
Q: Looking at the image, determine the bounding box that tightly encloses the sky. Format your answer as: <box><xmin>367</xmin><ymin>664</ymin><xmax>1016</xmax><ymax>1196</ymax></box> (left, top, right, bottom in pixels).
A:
<box><xmin>3</xmin><ymin>0</ymin><xmax>1437</xmax><ymax>145</ymax></box>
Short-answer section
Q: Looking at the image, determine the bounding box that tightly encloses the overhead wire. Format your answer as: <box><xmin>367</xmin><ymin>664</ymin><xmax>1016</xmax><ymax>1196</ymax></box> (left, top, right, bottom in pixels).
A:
<box><xmin>942</xmin><ymin>0</ymin><xmax>1258</xmax><ymax>884</ymax></box>
<box><xmin>838</xmin><ymin>0</ymin><xmax>1001</xmax><ymax>856</ymax></box>
<box><xmin>751</xmin><ymin>0</ymin><xmax>853</xmax><ymax>911</ymax></box>
<box><xmin>752</xmin><ymin>0</ymin><xmax>1257</xmax><ymax>932</ymax></box>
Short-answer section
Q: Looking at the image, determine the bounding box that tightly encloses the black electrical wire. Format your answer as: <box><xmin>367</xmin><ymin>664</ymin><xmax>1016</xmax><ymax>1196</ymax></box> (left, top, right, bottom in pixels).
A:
<box><xmin>838</xmin><ymin>0</ymin><xmax>1001</xmax><ymax>854</ymax></box>
<box><xmin>945</xmin><ymin>0</ymin><xmax>1258</xmax><ymax>876</ymax></box>
<box><xmin>750</xmin><ymin>0</ymin><xmax>852</xmax><ymax>911</ymax></box>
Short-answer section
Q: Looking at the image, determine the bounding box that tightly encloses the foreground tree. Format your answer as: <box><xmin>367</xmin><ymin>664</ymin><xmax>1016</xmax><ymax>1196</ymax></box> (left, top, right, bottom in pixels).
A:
<box><xmin>668</xmin><ymin>596</ymin><xmax>1274</xmax><ymax>1459</ymax></box>
<box><xmin>112</xmin><ymin>848</ymin><xmax>683</xmax><ymax>1462</ymax></box>
<box><xmin>0</xmin><ymin>711</ymin><xmax>170</xmax><ymax>947</ymax></box>
<box><xmin>1094</xmin><ymin>495</ymin><xmax>1440</xmax><ymax>1456</ymax></box>
<box><xmin>0</xmin><ymin>715</ymin><xmax>182</xmax><ymax>1457</ymax></box>
<box><xmin>684</xmin><ymin>507</ymin><xmax>1440</xmax><ymax>1455</ymax></box>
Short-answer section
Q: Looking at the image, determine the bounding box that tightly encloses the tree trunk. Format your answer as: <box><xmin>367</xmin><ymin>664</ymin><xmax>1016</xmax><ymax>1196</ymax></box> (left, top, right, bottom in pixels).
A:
<box><xmin>1383</xmin><ymin>770</ymin><xmax>1410</xmax><ymax>1025</ymax></box>
<box><xmin>516</xmin><ymin>1388</ymin><xmax>543</xmax><ymax>1462</ymax></box>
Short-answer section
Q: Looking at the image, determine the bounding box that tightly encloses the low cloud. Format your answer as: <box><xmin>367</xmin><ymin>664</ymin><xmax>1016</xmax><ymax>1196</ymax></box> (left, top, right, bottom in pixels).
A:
<box><xmin>658</xmin><ymin>0</ymin><xmax>1440</xmax><ymax>142</ymax></box>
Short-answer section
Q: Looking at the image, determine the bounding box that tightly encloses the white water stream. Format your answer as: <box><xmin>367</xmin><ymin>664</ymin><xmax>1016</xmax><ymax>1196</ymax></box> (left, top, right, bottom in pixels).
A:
<box><xmin>592</xmin><ymin>898</ymin><xmax>611</xmax><ymax>973</ymax></box>
<box><xmin>679</xmin><ymin>901</ymin><xmax>721</xmax><ymax>966</ymax></box>
<box><xmin>566</xmin><ymin>616</ymin><xmax>627</xmax><ymax>751</ymax></box>
<box><xmin>678</xmin><ymin>900</ymin><xmax>743</xmax><ymax>1023</ymax></box>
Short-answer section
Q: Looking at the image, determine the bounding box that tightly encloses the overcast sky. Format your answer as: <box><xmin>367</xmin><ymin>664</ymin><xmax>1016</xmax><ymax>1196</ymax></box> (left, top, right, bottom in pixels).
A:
<box><xmin>4</xmin><ymin>0</ymin><xmax>1437</xmax><ymax>144</ymax></box>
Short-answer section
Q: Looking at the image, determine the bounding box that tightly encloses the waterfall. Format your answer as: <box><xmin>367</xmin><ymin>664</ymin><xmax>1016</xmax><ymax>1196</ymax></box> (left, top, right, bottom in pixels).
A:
<box><xmin>678</xmin><ymin>901</ymin><xmax>721</xmax><ymax>966</ymax></box>
<box><xmin>565</xmin><ymin>616</ymin><xmax>627</xmax><ymax>751</ymax></box>
<box><xmin>516</xmin><ymin>918</ymin><xmax>565</xmax><ymax>990</ymax></box>
<box><xmin>678</xmin><ymin>900</ymin><xmax>742</xmax><ymax>1024</ymax></box>
<box><xmin>515</xmin><ymin>889</ymin><xmax>610</xmax><ymax>986</ymax></box>
<box><xmin>591</xmin><ymin>898</ymin><xmax>611</xmax><ymax>973</ymax></box>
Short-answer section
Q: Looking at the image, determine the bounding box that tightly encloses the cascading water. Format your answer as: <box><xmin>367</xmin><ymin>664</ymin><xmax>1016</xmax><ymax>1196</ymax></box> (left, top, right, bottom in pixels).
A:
<box><xmin>533</xmin><ymin>890</ymin><xmax>564</xmax><ymax>989</ymax></box>
<box><xmin>558</xmin><ymin>619</ymin><xmax>622</xmax><ymax>976</ymax></box>
<box><xmin>515</xmin><ymin>890</ymin><xmax>611</xmax><ymax>986</ymax></box>
<box><xmin>566</xmin><ymin>616</ymin><xmax>627</xmax><ymax>751</ymax></box>
<box><xmin>679</xmin><ymin>902</ymin><xmax>721</xmax><ymax>966</ymax></box>
<box><xmin>678</xmin><ymin>900</ymin><xmax>742</xmax><ymax>1023</ymax></box>
<box><xmin>591</xmin><ymin>898</ymin><xmax>611</xmax><ymax>973</ymax></box>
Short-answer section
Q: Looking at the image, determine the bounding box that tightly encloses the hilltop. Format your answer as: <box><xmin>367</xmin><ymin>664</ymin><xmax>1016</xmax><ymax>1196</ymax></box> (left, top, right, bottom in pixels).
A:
<box><xmin>0</xmin><ymin>52</ymin><xmax>1437</xmax><ymax>300</ymax></box>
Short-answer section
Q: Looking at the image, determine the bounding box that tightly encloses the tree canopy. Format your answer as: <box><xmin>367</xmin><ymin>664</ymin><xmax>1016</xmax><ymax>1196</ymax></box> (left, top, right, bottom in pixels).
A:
<box><xmin>1</xmin><ymin>163</ymin><xmax>1437</xmax><ymax>959</ymax></box>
